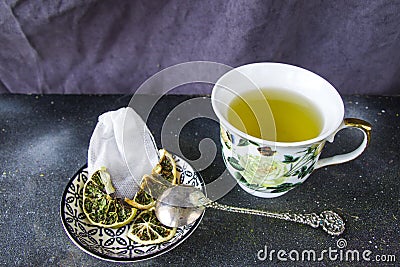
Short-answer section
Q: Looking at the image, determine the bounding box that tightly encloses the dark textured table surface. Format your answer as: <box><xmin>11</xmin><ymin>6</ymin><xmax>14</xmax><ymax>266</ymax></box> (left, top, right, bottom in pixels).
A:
<box><xmin>0</xmin><ymin>94</ymin><xmax>399</xmax><ymax>266</ymax></box>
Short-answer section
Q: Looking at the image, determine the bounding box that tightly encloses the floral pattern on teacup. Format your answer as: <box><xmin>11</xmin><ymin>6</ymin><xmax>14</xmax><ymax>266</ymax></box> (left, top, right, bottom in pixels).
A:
<box><xmin>221</xmin><ymin>126</ymin><xmax>325</xmax><ymax>194</ymax></box>
<box><xmin>238</xmin><ymin>154</ymin><xmax>286</xmax><ymax>187</ymax></box>
<box><xmin>282</xmin><ymin>143</ymin><xmax>324</xmax><ymax>179</ymax></box>
<box><xmin>220</xmin><ymin>126</ymin><xmax>233</xmax><ymax>150</ymax></box>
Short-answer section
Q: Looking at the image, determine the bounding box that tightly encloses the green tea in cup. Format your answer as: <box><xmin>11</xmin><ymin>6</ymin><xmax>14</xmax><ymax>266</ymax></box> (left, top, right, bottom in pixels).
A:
<box><xmin>227</xmin><ymin>88</ymin><xmax>323</xmax><ymax>142</ymax></box>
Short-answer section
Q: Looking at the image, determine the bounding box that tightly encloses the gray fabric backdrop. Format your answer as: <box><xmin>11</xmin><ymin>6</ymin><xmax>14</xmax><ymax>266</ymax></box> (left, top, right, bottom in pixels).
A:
<box><xmin>1</xmin><ymin>0</ymin><xmax>399</xmax><ymax>95</ymax></box>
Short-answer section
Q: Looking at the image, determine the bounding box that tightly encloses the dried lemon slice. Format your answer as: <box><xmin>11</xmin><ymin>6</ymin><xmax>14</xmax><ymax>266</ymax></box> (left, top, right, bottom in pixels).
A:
<box><xmin>124</xmin><ymin>179</ymin><xmax>155</xmax><ymax>210</ymax></box>
<box><xmin>83</xmin><ymin>167</ymin><xmax>137</xmax><ymax>228</ymax></box>
<box><xmin>125</xmin><ymin>149</ymin><xmax>179</xmax><ymax>210</ymax></box>
<box><xmin>152</xmin><ymin>149</ymin><xmax>178</xmax><ymax>184</ymax></box>
<box><xmin>127</xmin><ymin>207</ymin><xmax>177</xmax><ymax>245</ymax></box>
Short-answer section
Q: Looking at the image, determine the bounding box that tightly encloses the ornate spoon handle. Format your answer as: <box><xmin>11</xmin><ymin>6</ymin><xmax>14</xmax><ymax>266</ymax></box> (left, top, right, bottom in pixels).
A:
<box><xmin>205</xmin><ymin>201</ymin><xmax>345</xmax><ymax>236</ymax></box>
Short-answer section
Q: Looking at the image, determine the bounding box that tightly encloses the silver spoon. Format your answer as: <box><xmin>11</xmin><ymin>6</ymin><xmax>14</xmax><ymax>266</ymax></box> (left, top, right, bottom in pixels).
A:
<box><xmin>147</xmin><ymin>178</ymin><xmax>345</xmax><ymax>236</ymax></box>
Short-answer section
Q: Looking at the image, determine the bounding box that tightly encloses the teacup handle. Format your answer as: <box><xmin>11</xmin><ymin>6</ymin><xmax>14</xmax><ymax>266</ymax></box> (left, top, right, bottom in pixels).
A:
<box><xmin>315</xmin><ymin>118</ymin><xmax>372</xmax><ymax>169</ymax></box>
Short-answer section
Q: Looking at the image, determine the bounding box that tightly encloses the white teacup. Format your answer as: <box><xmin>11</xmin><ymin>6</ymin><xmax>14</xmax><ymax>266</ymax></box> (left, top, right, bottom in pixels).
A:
<box><xmin>211</xmin><ymin>62</ymin><xmax>371</xmax><ymax>198</ymax></box>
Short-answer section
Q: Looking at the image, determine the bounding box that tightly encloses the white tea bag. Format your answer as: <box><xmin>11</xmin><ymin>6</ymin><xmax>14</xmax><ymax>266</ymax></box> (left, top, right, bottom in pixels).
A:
<box><xmin>88</xmin><ymin>107</ymin><xmax>159</xmax><ymax>199</ymax></box>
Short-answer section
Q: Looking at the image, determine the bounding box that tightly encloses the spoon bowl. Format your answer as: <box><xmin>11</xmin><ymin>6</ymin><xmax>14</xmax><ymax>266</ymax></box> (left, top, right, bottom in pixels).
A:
<box><xmin>155</xmin><ymin>186</ymin><xmax>206</xmax><ymax>228</ymax></box>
